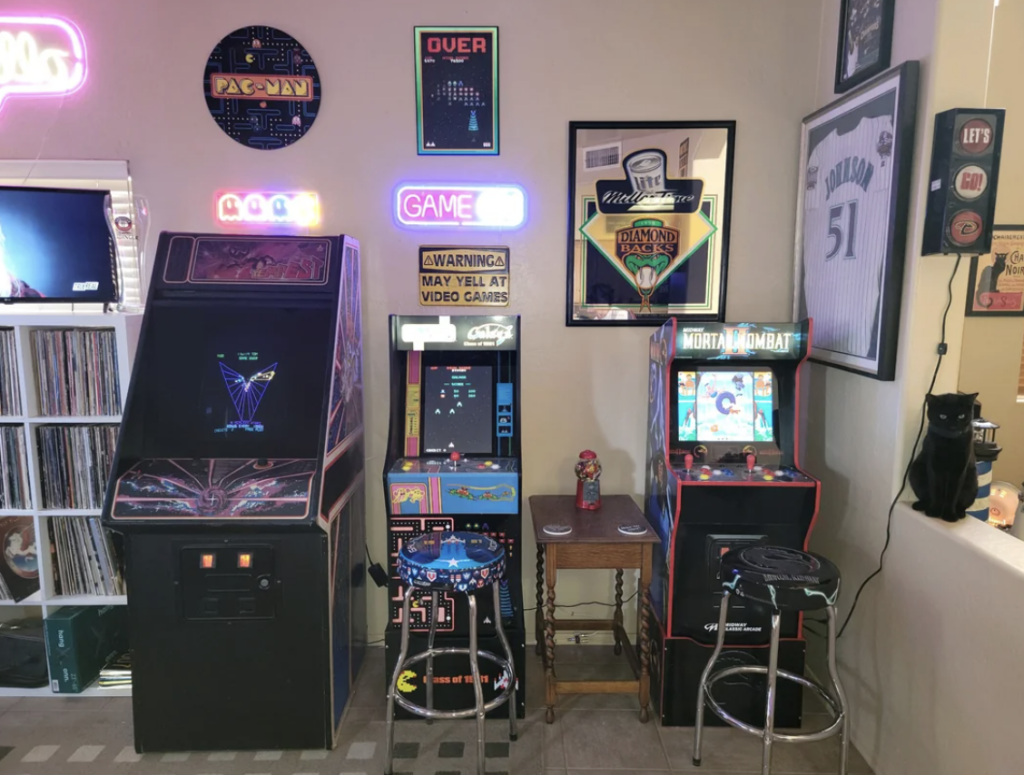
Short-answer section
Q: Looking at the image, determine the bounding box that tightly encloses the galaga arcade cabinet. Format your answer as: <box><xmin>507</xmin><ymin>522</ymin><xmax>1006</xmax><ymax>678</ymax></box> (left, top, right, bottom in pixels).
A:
<box><xmin>644</xmin><ymin>319</ymin><xmax>819</xmax><ymax>727</ymax></box>
<box><xmin>102</xmin><ymin>234</ymin><xmax>367</xmax><ymax>752</ymax></box>
<box><xmin>383</xmin><ymin>315</ymin><xmax>525</xmax><ymax>719</ymax></box>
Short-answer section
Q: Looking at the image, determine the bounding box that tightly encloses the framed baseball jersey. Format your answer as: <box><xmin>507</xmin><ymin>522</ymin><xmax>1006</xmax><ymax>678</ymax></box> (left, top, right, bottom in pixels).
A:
<box><xmin>794</xmin><ymin>62</ymin><xmax>919</xmax><ymax>380</ymax></box>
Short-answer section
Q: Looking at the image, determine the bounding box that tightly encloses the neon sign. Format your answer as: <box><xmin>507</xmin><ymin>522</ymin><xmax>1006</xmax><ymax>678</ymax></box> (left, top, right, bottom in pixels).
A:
<box><xmin>0</xmin><ymin>16</ymin><xmax>87</xmax><ymax>112</ymax></box>
<box><xmin>396</xmin><ymin>184</ymin><xmax>526</xmax><ymax>228</ymax></box>
<box><xmin>216</xmin><ymin>192</ymin><xmax>321</xmax><ymax>228</ymax></box>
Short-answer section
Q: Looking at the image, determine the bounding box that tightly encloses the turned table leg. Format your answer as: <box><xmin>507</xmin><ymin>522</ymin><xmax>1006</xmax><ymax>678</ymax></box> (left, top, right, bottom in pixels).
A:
<box><xmin>535</xmin><ymin>543</ymin><xmax>545</xmax><ymax>656</ymax></box>
<box><xmin>613</xmin><ymin>568</ymin><xmax>624</xmax><ymax>656</ymax></box>
<box><xmin>639</xmin><ymin>546</ymin><xmax>652</xmax><ymax>723</ymax></box>
<box><xmin>544</xmin><ymin>544</ymin><xmax>558</xmax><ymax>724</ymax></box>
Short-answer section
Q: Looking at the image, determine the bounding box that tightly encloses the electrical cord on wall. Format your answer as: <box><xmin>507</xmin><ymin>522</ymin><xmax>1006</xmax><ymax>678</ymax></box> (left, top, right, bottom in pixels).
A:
<box><xmin>835</xmin><ymin>254</ymin><xmax>963</xmax><ymax>639</ymax></box>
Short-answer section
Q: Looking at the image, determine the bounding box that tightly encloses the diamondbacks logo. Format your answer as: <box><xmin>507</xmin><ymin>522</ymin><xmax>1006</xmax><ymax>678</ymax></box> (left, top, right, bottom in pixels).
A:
<box><xmin>877</xmin><ymin>131</ymin><xmax>893</xmax><ymax>167</ymax></box>
<box><xmin>806</xmin><ymin>166</ymin><xmax>819</xmax><ymax>190</ymax></box>
<box><xmin>615</xmin><ymin>218</ymin><xmax>679</xmax><ymax>312</ymax></box>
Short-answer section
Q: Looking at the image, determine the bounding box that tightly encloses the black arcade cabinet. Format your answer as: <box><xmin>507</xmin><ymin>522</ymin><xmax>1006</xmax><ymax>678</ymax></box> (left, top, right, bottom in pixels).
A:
<box><xmin>383</xmin><ymin>315</ymin><xmax>525</xmax><ymax>718</ymax></box>
<box><xmin>103</xmin><ymin>233</ymin><xmax>367</xmax><ymax>752</ymax></box>
<box><xmin>643</xmin><ymin>319</ymin><xmax>819</xmax><ymax>727</ymax></box>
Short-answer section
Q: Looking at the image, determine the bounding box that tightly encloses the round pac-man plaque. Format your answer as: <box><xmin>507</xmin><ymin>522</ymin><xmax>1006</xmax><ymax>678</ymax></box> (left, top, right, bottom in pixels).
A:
<box><xmin>204</xmin><ymin>26</ymin><xmax>321</xmax><ymax>150</ymax></box>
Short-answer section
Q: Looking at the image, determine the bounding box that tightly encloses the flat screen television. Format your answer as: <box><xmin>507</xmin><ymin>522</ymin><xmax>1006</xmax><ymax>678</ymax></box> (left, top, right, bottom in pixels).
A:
<box><xmin>677</xmin><ymin>369</ymin><xmax>775</xmax><ymax>444</ymax></box>
<box><xmin>0</xmin><ymin>186</ymin><xmax>117</xmax><ymax>304</ymax></box>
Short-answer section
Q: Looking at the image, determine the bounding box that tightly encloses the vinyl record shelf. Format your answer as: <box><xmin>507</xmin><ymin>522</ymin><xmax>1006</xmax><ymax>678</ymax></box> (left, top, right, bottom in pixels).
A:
<box><xmin>0</xmin><ymin>311</ymin><xmax>142</xmax><ymax>698</ymax></box>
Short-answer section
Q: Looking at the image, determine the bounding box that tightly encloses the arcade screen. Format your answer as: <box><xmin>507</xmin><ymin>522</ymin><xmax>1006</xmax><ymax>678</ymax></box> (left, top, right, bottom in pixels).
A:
<box><xmin>141</xmin><ymin>303</ymin><xmax>334</xmax><ymax>459</ymax></box>
<box><xmin>677</xmin><ymin>370</ymin><xmax>774</xmax><ymax>444</ymax></box>
<box><xmin>0</xmin><ymin>186</ymin><xmax>117</xmax><ymax>303</ymax></box>
<box><xmin>423</xmin><ymin>365</ymin><xmax>493</xmax><ymax>454</ymax></box>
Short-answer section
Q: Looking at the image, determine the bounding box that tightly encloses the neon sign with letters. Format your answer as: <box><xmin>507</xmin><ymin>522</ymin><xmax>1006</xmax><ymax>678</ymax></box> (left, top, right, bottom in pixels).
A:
<box><xmin>216</xmin><ymin>191</ymin><xmax>321</xmax><ymax>228</ymax></box>
<box><xmin>396</xmin><ymin>184</ymin><xmax>526</xmax><ymax>228</ymax></box>
<box><xmin>0</xmin><ymin>16</ymin><xmax>87</xmax><ymax>113</ymax></box>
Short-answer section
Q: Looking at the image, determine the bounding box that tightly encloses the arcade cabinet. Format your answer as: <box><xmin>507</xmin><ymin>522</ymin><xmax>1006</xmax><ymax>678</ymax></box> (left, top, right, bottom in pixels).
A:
<box><xmin>643</xmin><ymin>320</ymin><xmax>819</xmax><ymax>727</ymax></box>
<box><xmin>102</xmin><ymin>233</ymin><xmax>367</xmax><ymax>752</ymax></box>
<box><xmin>383</xmin><ymin>315</ymin><xmax>525</xmax><ymax>718</ymax></box>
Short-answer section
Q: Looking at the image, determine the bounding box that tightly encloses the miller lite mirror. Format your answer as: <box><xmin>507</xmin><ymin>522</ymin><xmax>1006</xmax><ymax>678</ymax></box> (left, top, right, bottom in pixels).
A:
<box><xmin>922</xmin><ymin>108</ymin><xmax>1005</xmax><ymax>256</ymax></box>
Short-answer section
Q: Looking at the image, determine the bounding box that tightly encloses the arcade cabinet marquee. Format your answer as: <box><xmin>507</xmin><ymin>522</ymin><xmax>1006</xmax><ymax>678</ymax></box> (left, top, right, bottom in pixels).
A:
<box><xmin>102</xmin><ymin>233</ymin><xmax>366</xmax><ymax>752</ymax></box>
<box><xmin>383</xmin><ymin>315</ymin><xmax>525</xmax><ymax>718</ymax></box>
<box><xmin>644</xmin><ymin>319</ymin><xmax>819</xmax><ymax>727</ymax></box>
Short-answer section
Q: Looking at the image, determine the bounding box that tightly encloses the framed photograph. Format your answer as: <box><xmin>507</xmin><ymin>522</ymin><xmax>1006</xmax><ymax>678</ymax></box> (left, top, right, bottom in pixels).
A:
<box><xmin>966</xmin><ymin>226</ymin><xmax>1024</xmax><ymax>316</ymax></box>
<box><xmin>835</xmin><ymin>0</ymin><xmax>895</xmax><ymax>94</ymax></box>
<box><xmin>566</xmin><ymin>121</ymin><xmax>735</xmax><ymax>326</ymax></box>
<box><xmin>414</xmin><ymin>26</ymin><xmax>498</xmax><ymax>155</ymax></box>
<box><xmin>793</xmin><ymin>61</ymin><xmax>919</xmax><ymax>380</ymax></box>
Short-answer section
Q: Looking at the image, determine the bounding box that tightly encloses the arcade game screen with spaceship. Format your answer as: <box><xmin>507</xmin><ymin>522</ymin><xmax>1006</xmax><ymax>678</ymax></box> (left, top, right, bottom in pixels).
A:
<box><xmin>141</xmin><ymin>304</ymin><xmax>333</xmax><ymax>460</ymax></box>
<box><xmin>423</xmin><ymin>365</ymin><xmax>493</xmax><ymax>454</ymax></box>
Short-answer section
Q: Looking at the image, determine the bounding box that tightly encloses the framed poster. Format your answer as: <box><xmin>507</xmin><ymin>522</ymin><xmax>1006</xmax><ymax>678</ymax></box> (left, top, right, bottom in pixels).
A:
<box><xmin>204</xmin><ymin>26</ymin><xmax>321</xmax><ymax>150</ymax></box>
<box><xmin>966</xmin><ymin>226</ymin><xmax>1024</xmax><ymax>316</ymax></box>
<box><xmin>835</xmin><ymin>0</ymin><xmax>895</xmax><ymax>94</ymax></box>
<box><xmin>566</xmin><ymin>121</ymin><xmax>735</xmax><ymax>326</ymax></box>
<box><xmin>414</xmin><ymin>26</ymin><xmax>498</xmax><ymax>155</ymax></box>
<box><xmin>793</xmin><ymin>61</ymin><xmax>919</xmax><ymax>380</ymax></box>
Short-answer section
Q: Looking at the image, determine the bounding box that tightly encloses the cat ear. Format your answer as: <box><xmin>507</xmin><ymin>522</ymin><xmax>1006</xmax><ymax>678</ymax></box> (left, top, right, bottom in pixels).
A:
<box><xmin>967</xmin><ymin>393</ymin><xmax>979</xmax><ymax>400</ymax></box>
<box><xmin>925</xmin><ymin>393</ymin><xmax>935</xmax><ymax>402</ymax></box>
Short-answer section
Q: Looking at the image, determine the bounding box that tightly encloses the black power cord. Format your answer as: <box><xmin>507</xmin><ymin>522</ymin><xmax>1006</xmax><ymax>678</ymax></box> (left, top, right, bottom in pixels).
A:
<box><xmin>836</xmin><ymin>254</ymin><xmax>962</xmax><ymax>639</ymax></box>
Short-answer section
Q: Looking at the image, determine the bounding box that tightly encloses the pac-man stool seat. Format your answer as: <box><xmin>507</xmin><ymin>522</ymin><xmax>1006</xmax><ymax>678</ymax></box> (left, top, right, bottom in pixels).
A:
<box><xmin>694</xmin><ymin>546</ymin><xmax>849</xmax><ymax>775</ymax></box>
<box><xmin>386</xmin><ymin>532</ymin><xmax>517</xmax><ymax>775</ymax></box>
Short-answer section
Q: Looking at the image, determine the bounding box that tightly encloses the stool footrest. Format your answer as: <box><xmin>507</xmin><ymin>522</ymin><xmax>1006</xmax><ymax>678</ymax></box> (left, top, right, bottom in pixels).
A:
<box><xmin>705</xmin><ymin>664</ymin><xmax>844</xmax><ymax>744</ymax></box>
<box><xmin>393</xmin><ymin>648</ymin><xmax>516</xmax><ymax>721</ymax></box>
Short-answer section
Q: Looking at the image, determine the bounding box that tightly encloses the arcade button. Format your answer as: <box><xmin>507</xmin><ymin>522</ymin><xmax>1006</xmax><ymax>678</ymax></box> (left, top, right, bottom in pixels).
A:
<box><xmin>699</xmin><ymin>473</ymin><xmax>711</xmax><ymax>481</ymax></box>
<box><xmin>721</xmin><ymin>469</ymin><xmax>735</xmax><ymax>477</ymax></box>
<box><xmin>753</xmin><ymin>466</ymin><xmax>763</xmax><ymax>472</ymax></box>
<box><xmin>712</xmin><ymin>469</ymin><xmax>723</xmax><ymax>476</ymax></box>
<box><xmin>617</xmin><ymin>523</ymin><xmax>649</xmax><ymax>536</ymax></box>
<box><xmin>542</xmin><ymin>523</ymin><xmax>572</xmax><ymax>536</ymax></box>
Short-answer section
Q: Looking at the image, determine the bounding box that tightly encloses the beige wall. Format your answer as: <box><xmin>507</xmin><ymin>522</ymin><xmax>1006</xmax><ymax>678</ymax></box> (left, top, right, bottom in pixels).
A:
<box><xmin>0</xmin><ymin>0</ymin><xmax>825</xmax><ymax>639</ymax></box>
<box><xmin>807</xmin><ymin>2</ymin><xmax>1024</xmax><ymax>775</ymax></box>
<box><xmin>959</xmin><ymin>0</ymin><xmax>1024</xmax><ymax>488</ymax></box>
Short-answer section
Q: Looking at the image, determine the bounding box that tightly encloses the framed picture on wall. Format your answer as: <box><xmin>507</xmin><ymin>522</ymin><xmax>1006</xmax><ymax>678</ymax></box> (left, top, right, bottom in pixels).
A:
<box><xmin>966</xmin><ymin>226</ymin><xmax>1024</xmax><ymax>316</ymax></box>
<box><xmin>566</xmin><ymin>121</ymin><xmax>735</xmax><ymax>326</ymax></box>
<box><xmin>793</xmin><ymin>61</ymin><xmax>919</xmax><ymax>380</ymax></box>
<box><xmin>414</xmin><ymin>26</ymin><xmax>499</xmax><ymax>155</ymax></box>
<box><xmin>835</xmin><ymin>0</ymin><xmax>895</xmax><ymax>94</ymax></box>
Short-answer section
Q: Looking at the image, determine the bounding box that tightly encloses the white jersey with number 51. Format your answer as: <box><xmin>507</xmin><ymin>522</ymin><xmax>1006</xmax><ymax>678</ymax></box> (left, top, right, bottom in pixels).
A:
<box><xmin>803</xmin><ymin>115</ymin><xmax>894</xmax><ymax>359</ymax></box>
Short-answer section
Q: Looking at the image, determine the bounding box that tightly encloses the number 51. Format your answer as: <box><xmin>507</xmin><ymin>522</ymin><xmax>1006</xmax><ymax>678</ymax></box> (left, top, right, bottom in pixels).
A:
<box><xmin>827</xmin><ymin>201</ymin><xmax>858</xmax><ymax>261</ymax></box>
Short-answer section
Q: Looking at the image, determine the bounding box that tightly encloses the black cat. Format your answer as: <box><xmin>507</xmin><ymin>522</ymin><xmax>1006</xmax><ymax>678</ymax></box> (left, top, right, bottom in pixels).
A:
<box><xmin>976</xmin><ymin>253</ymin><xmax>1008</xmax><ymax>308</ymax></box>
<box><xmin>909</xmin><ymin>393</ymin><xmax>978</xmax><ymax>522</ymax></box>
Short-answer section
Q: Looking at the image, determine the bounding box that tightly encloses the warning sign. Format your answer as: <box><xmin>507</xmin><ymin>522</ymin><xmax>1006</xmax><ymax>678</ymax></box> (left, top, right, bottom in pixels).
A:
<box><xmin>418</xmin><ymin>246</ymin><xmax>510</xmax><ymax>307</ymax></box>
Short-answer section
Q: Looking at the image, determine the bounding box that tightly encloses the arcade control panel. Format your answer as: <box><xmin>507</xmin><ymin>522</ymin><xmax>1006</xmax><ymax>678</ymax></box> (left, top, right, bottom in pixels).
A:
<box><xmin>673</xmin><ymin>452</ymin><xmax>815</xmax><ymax>485</ymax></box>
<box><xmin>387</xmin><ymin>453</ymin><xmax>519</xmax><ymax>514</ymax></box>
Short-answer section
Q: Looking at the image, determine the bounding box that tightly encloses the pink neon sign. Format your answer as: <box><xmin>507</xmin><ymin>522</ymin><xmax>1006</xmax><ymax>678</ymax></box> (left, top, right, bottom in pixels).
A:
<box><xmin>0</xmin><ymin>16</ymin><xmax>87</xmax><ymax>113</ymax></box>
<box><xmin>216</xmin><ymin>191</ymin><xmax>321</xmax><ymax>227</ymax></box>
<box><xmin>396</xmin><ymin>184</ymin><xmax>526</xmax><ymax>228</ymax></box>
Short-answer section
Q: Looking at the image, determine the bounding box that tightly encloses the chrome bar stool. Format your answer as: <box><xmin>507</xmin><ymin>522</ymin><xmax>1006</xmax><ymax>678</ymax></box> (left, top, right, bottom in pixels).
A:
<box><xmin>386</xmin><ymin>531</ymin><xmax>517</xmax><ymax>775</ymax></box>
<box><xmin>694</xmin><ymin>546</ymin><xmax>849</xmax><ymax>775</ymax></box>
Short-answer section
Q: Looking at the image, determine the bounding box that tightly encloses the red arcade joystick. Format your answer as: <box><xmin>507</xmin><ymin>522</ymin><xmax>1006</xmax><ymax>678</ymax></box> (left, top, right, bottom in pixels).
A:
<box><xmin>746</xmin><ymin>453</ymin><xmax>756</xmax><ymax>473</ymax></box>
<box><xmin>684</xmin><ymin>453</ymin><xmax>694</xmax><ymax>472</ymax></box>
<box><xmin>449</xmin><ymin>451</ymin><xmax>460</xmax><ymax>468</ymax></box>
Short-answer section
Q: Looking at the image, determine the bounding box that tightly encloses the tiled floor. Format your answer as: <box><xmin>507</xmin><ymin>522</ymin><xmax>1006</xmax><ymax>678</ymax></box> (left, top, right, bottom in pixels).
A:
<box><xmin>0</xmin><ymin>646</ymin><xmax>872</xmax><ymax>774</ymax></box>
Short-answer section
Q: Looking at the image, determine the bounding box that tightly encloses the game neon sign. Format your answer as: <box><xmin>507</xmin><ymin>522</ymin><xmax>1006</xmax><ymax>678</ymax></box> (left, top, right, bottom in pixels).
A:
<box><xmin>216</xmin><ymin>191</ymin><xmax>321</xmax><ymax>228</ymax></box>
<box><xmin>0</xmin><ymin>16</ymin><xmax>87</xmax><ymax>113</ymax></box>
<box><xmin>396</xmin><ymin>184</ymin><xmax>526</xmax><ymax>228</ymax></box>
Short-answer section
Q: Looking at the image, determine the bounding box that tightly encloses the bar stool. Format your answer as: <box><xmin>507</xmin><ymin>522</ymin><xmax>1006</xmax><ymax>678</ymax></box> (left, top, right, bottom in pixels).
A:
<box><xmin>694</xmin><ymin>546</ymin><xmax>849</xmax><ymax>775</ymax></box>
<box><xmin>385</xmin><ymin>531</ymin><xmax>517</xmax><ymax>775</ymax></box>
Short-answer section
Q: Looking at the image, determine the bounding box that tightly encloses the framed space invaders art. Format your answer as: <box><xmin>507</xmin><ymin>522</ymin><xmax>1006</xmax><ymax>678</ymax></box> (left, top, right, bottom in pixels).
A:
<box><xmin>566</xmin><ymin>121</ymin><xmax>735</xmax><ymax>326</ymax></box>
<box><xmin>793</xmin><ymin>61</ymin><xmax>919</xmax><ymax>381</ymax></box>
<box><xmin>966</xmin><ymin>227</ymin><xmax>1024</xmax><ymax>317</ymax></box>
<box><xmin>414</xmin><ymin>26</ymin><xmax>499</xmax><ymax>155</ymax></box>
<box><xmin>204</xmin><ymin>26</ymin><xmax>321</xmax><ymax>150</ymax></box>
<box><xmin>835</xmin><ymin>0</ymin><xmax>895</xmax><ymax>94</ymax></box>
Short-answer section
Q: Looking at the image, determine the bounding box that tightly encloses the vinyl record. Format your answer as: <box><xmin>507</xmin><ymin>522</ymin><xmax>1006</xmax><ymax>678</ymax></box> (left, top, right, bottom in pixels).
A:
<box><xmin>1</xmin><ymin>518</ymin><xmax>37</xmax><ymax>579</ymax></box>
<box><xmin>204</xmin><ymin>25</ymin><xmax>321</xmax><ymax>150</ymax></box>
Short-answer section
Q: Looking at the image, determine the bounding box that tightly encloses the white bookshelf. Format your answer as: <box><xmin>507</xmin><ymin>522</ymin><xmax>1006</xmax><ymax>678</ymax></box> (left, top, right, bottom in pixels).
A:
<box><xmin>0</xmin><ymin>310</ymin><xmax>142</xmax><ymax>698</ymax></box>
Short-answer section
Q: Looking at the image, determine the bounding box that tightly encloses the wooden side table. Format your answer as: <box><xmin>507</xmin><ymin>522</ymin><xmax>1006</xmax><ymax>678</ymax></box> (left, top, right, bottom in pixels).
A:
<box><xmin>529</xmin><ymin>494</ymin><xmax>661</xmax><ymax>724</ymax></box>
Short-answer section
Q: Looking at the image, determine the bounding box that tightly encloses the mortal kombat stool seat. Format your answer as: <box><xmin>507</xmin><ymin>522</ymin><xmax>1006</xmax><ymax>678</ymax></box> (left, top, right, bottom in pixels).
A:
<box><xmin>386</xmin><ymin>531</ymin><xmax>517</xmax><ymax>775</ymax></box>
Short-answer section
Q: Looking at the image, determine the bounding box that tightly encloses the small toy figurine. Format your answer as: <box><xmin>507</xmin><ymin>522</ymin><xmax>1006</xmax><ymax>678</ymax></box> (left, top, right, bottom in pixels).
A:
<box><xmin>575</xmin><ymin>450</ymin><xmax>602</xmax><ymax>510</ymax></box>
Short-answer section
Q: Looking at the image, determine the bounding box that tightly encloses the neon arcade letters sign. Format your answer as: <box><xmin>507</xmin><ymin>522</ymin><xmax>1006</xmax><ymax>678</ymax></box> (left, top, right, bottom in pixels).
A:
<box><xmin>396</xmin><ymin>185</ymin><xmax>526</xmax><ymax>228</ymax></box>
<box><xmin>216</xmin><ymin>192</ymin><xmax>321</xmax><ymax>228</ymax></box>
<box><xmin>0</xmin><ymin>16</ymin><xmax>87</xmax><ymax>113</ymax></box>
